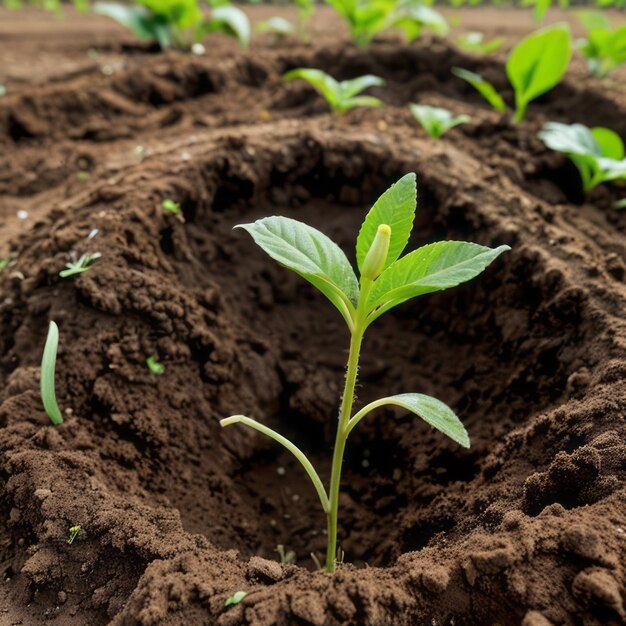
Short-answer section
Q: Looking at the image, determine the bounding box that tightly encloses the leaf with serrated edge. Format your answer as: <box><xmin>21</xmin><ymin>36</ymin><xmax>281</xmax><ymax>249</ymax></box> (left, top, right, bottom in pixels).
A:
<box><xmin>356</xmin><ymin>173</ymin><xmax>417</xmax><ymax>274</ymax></box>
<box><xmin>236</xmin><ymin>217</ymin><xmax>359</xmax><ymax>322</ymax></box>
<box><xmin>368</xmin><ymin>241</ymin><xmax>510</xmax><ymax>321</ymax></box>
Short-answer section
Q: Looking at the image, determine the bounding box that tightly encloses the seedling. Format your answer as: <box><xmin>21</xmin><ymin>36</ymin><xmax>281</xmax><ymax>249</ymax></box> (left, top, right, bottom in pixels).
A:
<box><xmin>77</xmin><ymin>171</ymin><xmax>90</xmax><ymax>182</ymax></box>
<box><xmin>59</xmin><ymin>253</ymin><xmax>99</xmax><ymax>278</ymax></box>
<box><xmin>162</xmin><ymin>199</ymin><xmax>181</xmax><ymax>215</ymax></box>
<box><xmin>146</xmin><ymin>356</ymin><xmax>165</xmax><ymax>374</ymax></box>
<box><xmin>456</xmin><ymin>31</ymin><xmax>503</xmax><ymax>54</ymax></box>
<box><xmin>283</xmin><ymin>69</ymin><xmax>384</xmax><ymax>113</ymax></box>
<box><xmin>0</xmin><ymin>258</ymin><xmax>8</xmax><ymax>271</ymax></box>
<box><xmin>409</xmin><ymin>104</ymin><xmax>470</xmax><ymax>139</ymax></box>
<box><xmin>294</xmin><ymin>0</ymin><xmax>315</xmax><ymax>39</ymax></box>
<box><xmin>576</xmin><ymin>10</ymin><xmax>626</xmax><ymax>78</ymax></box>
<box><xmin>94</xmin><ymin>0</ymin><xmax>250</xmax><ymax>50</ymax></box>
<box><xmin>276</xmin><ymin>544</ymin><xmax>296</xmax><ymax>564</ymax></box>
<box><xmin>453</xmin><ymin>23</ymin><xmax>572</xmax><ymax>123</ymax></box>
<box><xmin>0</xmin><ymin>85</ymin><xmax>6</xmax><ymax>97</ymax></box>
<box><xmin>221</xmin><ymin>174</ymin><xmax>510</xmax><ymax>572</ymax></box>
<box><xmin>614</xmin><ymin>198</ymin><xmax>626</xmax><ymax>210</ymax></box>
<box><xmin>257</xmin><ymin>17</ymin><xmax>295</xmax><ymax>44</ymax></box>
<box><xmin>224</xmin><ymin>591</ymin><xmax>246</xmax><ymax>606</ymax></box>
<box><xmin>539</xmin><ymin>122</ymin><xmax>626</xmax><ymax>193</ymax></box>
<box><xmin>68</xmin><ymin>525</ymin><xmax>81</xmax><ymax>544</ymax></box>
<box><xmin>326</xmin><ymin>0</ymin><xmax>447</xmax><ymax>47</ymax></box>
<box><xmin>41</xmin><ymin>322</ymin><xmax>63</xmax><ymax>426</ymax></box>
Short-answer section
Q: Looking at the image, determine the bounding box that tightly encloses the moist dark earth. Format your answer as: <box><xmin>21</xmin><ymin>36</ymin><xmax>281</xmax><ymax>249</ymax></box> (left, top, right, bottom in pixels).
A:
<box><xmin>0</xmin><ymin>6</ymin><xmax>625</xmax><ymax>626</ymax></box>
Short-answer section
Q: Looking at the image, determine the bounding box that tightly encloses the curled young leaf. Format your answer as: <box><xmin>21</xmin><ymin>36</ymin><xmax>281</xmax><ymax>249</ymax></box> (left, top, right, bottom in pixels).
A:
<box><xmin>356</xmin><ymin>173</ymin><xmax>417</xmax><ymax>276</ymax></box>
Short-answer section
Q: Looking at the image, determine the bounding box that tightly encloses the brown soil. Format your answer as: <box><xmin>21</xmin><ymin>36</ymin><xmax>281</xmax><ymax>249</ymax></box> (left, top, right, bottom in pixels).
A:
<box><xmin>1</xmin><ymin>6</ymin><xmax>626</xmax><ymax>626</ymax></box>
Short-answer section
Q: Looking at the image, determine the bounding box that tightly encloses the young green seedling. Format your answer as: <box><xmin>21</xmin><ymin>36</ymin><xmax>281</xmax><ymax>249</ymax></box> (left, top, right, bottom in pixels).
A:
<box><xmin>221</xmin><ymin>174</ymin><xmax>510</xmax><ymax>572</ymax></box>
<box><xmin>409</xmin><ymin>104</ymin><xmax>470</xmax><ymax>139</ymax></box>
<box><xmin>60</xmin><ymin>253</ymin><xmax>99</xmax><ymax>278</ymax></box>
<box><xmin>162</xmin><ymin>199</ymin><xmax>181</xmax><ymax>215</ymax></box>
<box><xmin>283</xmin><ymin>69</ymin><xmax>384</xmax><ymax>113</ymax></box>
<box><xmin>453</xmin><ymin>23</ymin><xmax>572</xmax><ymax>123</ymax></box>
<box><xmin>276</xmin><ymin>544</ymin><xmax>296</xmax><ymax>564</ymax></box>
<box><xmin>68</xmin><ymin>525</ymin><xmax>81</xmax><ymax>544</ymax></box>
<box><xmin>0</xmin><ymin>257</ymin><xmax>8</xmax><ymax>271</ymax></box>
<box><xmin>538</xmin><ymin>122</ymin><xmax>626</xmax><ymax>193</ymax></box>
<box><xmin>94</xmin><ymin>0</ymin><xmax>250</xmax><ymax>50</ymax></box>
<box><xmin>41</xmin><ymin>321</ymin><xmax>63</xmax><ymax>425</ymax></box>
<box><xmin>224</xmin><ymin>591</ymin><xmax>246</xmax><ymax>607</ymax></box>
<box><xmin>256</xmin><ymin>17</ymin><xmax>295</xmax><ymax>45</ymax></box>
<box><xmin>146</xmin><ymin>355</ymin><xmax>165</xmax><ymax>374</ymax></box>
<box><xmin>576</xmin><ymin>10</ymin><xmax>626</xmax><ymax>78</ymax></box>
<box><xmin>326</xmin><ymin>0</ymin><xmax>447</xmax><ymax>47</ymax></box>
<box><xmin>456</xmin><ymin>31</ymin><xmax>503</xmax><ymax>54</ymax></box>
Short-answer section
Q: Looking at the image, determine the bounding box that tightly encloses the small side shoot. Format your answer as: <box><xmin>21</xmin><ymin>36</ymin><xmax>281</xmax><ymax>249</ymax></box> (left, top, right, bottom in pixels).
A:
<box><xmin>41</xmin><ymin>321</ymin><xmax>63</xmax><ymax>426</ymax></box>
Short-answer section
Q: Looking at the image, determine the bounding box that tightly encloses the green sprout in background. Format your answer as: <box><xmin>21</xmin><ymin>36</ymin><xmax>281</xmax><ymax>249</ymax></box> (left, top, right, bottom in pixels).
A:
<box><xmin>283</xmin><ymin>69</ymin><xmax>384</xmax><ymax>113</ymax></box>
<box><xmin>68</xmin><ymin>525</ymin><xmax>81</xmax><ymax>544</ymax></box>
<box><xmin>576</xmin><ymin>10</ymin><xmax>626</xmax><ymax>78</ymax></box>
<box><xmin>224</xmin><ymin>590</ymin><xmax>246</xmax><ymax>607</ymax></box>
<box><xmin>539</xmin><ymin>122</ymin><xmax>626</xmax><ymax>193</ymax></box>
<box><xmin>147</xmin><ymin>356</ymin><xmax>165</xmax><ymax>374</ymax></box>
<box><xmin>456</xmin><ymin>31</ymin><xmax>503</xmax><ymax>55</ymax></box>
<box><xmin>221</xmin><ymin>174</ymin><xmax>510</xmax><ymax>572</ymax></box>
<box><xmin>41</xmin><ymin>321</ymin><xmax>63</xmax><ymax>426</ymax></box>
<box><xmin>256</xmin><ymin>16</ymin><xmax>295</xmax><ymax>45</ymax></box>
<box><xmin>325</xmin><ymin>0</ymin><xmax>448</xmax><ymax>47</ymax></box>
<box><xmin>0</xmin><ymin>258</ymin><xmax>9</xmax><ymax>271</ymax></box>
<box><xmin>409</xmin><ymin>103</ymin><xmax>470</xmax><ymax>139</ymax></box>
<box><xmin>453</xmin><ymin>23</ymin><xmax>572</xmax><ymax>123</ymax></box>
<box><xmin>162</xmin><ymin>199</ymin><xmax>181</xmax><ymax>215</ymax></box>
<box><xmin>94</xmin><ymin>0</ymin><xmax>250</xmax><ymax>51</ymax></box>
<box><xmin>59</xmin><ymin>253</ymin><xmax>99</xmax><ymax>278</ymax></box>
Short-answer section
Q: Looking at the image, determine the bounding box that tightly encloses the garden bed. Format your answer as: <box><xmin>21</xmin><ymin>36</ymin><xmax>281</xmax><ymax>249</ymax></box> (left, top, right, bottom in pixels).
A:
<box><xmin>1</xmin><ymin>7</ymin><xmax>625</xmax><ymax>626</ymax></box>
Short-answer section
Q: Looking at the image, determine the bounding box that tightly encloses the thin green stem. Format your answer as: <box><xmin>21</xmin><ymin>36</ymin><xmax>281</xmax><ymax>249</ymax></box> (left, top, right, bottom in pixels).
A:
<box><xmin>220</xmin><ymin>415</ymin><xmax>330</xmax><ymax>514</ymax></box>
<box><xmin>324</xmin><ymin>279</ymin><xmax>372</xmax><ymax>572</ymax></box>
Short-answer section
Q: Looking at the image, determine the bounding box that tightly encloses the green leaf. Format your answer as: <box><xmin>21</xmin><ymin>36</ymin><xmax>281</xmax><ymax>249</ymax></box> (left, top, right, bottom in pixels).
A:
<box><xmin>591</xmin><ymin>127</ymin><xmax>625</xmax><ymax>160</ymax></box>
<box><xmin>236</xmin><ymin>217</ymin><xmax>359</xmax><ymax>325</ymax></box>
<box><xmin>451</xmin><ymin>67</ymin><xmax>507</xmax><ymax>113</ymax></box>
<box><xmin>356</xmin><ymin>173</ymin><xmax>417</xmax><ymax>275</ymax></box>
<box><xmin>94</xmin><ymin>3</ymin><xmax>174</xmax><ymax>48</ymax></box>
<box><xmin>367</xmin><ymin>241</ymin><xmax>510</xmax><ymax>321</ymax></box>
<box><xmin>576</xmin><ymin>9</ymin><xmax>611</xmax><ymax>32</ymax></box>
<box><xmin>41</xmin><ymin>321</ymin><xmax>63</xmax><ymax>425</ymax></box>
<box><xmin>456</xmin><ymin>32</ymin><xmax>503</xmax><ymax>54</ymax></box>
<box><xmin>379</xmin><ymin>393</ymin><xmax>469</xmax><ymax>447</ymax></box>
<box><xmin>339</xmin><ymin>74</ymin><xmax>385</xmax><ymax>99</ymax></box>
<box><xmin>200</xmin><ymin>6</ymin><xmax>251</xmax><ymax>47</ymax></box>
<box><xmin>409</xmin><ymin>104</ymin><xmax>470</xmax><ymax>139</ymax></box>
<box><xmin>538</xmin><ymin>122</ymin><xmax>626</xmax><ymax>192</ymax></box>
<box><xmin>146</xmin><ymin>356</ymin><xmax>165</xmax><ymax>374</ymax></box>
<box><xmin>283</xmin><ymin>69</ymin><xmax>384</xmax><ymax>113</ymax></box>
<box><xmin>224</xmin><ymin>591</ymin><xmax>247</xmax><ymax>607</ymax></box>
<box><xmin>506</xmin><ymin>23</ymin><xmax>572</xmax><ymax>123</ymax></box>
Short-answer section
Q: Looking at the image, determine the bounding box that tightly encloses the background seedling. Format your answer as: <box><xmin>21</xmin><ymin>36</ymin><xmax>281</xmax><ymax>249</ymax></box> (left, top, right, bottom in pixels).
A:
<box><xmin>456</xmin><ymin>31</ymin><xmax>503</xmax><ymax>54</ymax></box>
<box><xmin>276</xmin><ymin>544</ymin><xmax>296</xmax><ymax>564</ymax></box>
<box><xmin>41</xmin><ymin>321</ymin><xmax>63</xmax><ymax>425</ymax></box>
<box><xmin>162</xmin><ymin>199</ymin><xmax>181</xmax><ymax>215</ymax></box>
<box><xmin>539</xmin><ymin>121</ymin><xmax>626</xmax><ymax>193</ymax></box>
<box><xmin>409</xmin><ymin>104</ymin><xmax>470</xmax><ymax>139</ymax></box>
<box><xmin>68</xmin><ymin>525</ymin><xmax>81</xmax><ymax>544</ymax></box>
<box><xmin>147</xmin><ymin>356</ymin><xmax>165</xmax><ymax>374</ymax></box>
<box><xmin>576</xmin><ymin>10</ymin><xmax>626</xmax><ymax>78</ymax></box>
<box><xmin>283</xmin><ymin>69</ymin><xmax>384</xmax><ymax>113</ymax></box>
<box><xmin>221</xmin><ymin>174</ymin><xmax>510</xmax><ymax>572</ymax></box>
<box><xmin>257</xmin><ymin>16</ymin><xmax>295</xmax><ymax>44</ymax></box>
<box><xmin>0</xmin><ymin>258</ymin><xmax>8</xmax><ymax>271</ymax></box>
<box><xmin>94</xmin><ymin>0</ymin><xmax>250</xmax><ymax>50</ymax></box>
<box><xmin>224</xmin><ymin>591</ymin><xmax>246</xmax><ymax>606</ymax></box>
<box><xmin>453</xmin><ymin>23</ymin><xmax>572</xmax><ymax>123</ymax></box>
<box><xmin>60</xmin><ymin>253</ymin><xmax>99</xmax><ymax>278</ymax></box>
<box><xmin>326</xmin><ymin>0</ymin><xmax>447</xmax><ymax>47</ymax></box>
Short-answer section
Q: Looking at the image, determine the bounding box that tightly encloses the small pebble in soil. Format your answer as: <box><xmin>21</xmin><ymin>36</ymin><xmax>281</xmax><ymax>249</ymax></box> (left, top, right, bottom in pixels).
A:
<box><xmin>276</xmin><ymin>466</ymin><xmax>286</xmax><ymax>476</ymax></box>
<box><xmin>361</xmin><ymin>459</ymin><xmax>370</xmax><ymax>468</ymax></box>
<box><xmin>17</xmin><ymin>210</ymin><xmax>28</xmax><ymax>220</ymax></box>
<box><xmin>191</xmin><ymin>43</ymin><xmax>206</xmax><ymax>55</ymax></box>
<box><xmin>87</xmin><ymin>229</ymin><xmax>99</xmax><ymax>240</ymax></box>
<box><xmin>292</xmin><ymin>494</ymin><xmax>300</xmax><ymax>502</ymax></box>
